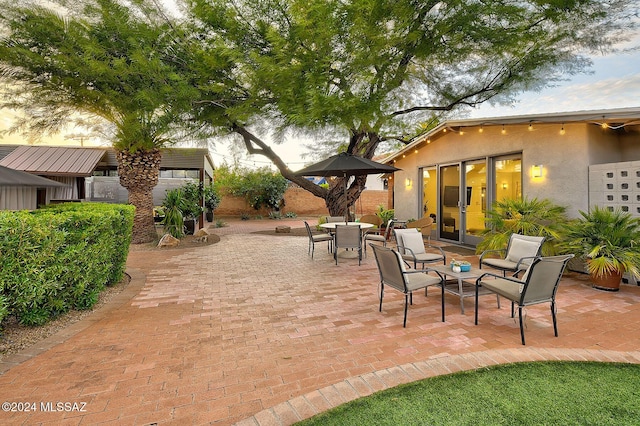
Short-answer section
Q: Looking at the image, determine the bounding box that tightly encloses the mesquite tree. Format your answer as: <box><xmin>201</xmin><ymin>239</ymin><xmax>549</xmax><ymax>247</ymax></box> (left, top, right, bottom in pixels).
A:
<box><xmin>183</xmin><ymin>0</ymin><xmax>638</xmax><ymax>215</ymax></box>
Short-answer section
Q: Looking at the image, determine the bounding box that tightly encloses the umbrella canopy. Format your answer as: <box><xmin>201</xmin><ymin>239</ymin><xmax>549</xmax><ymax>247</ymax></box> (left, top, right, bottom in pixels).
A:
<box><xmin>0</xmin><ymin>165</ymin><xmax>68</xmax><ymax>187</ymax></box>
<box><xmin>295</xmin><ymin>152</ymin><xmax>400</xmax><ymax>221</ymax></box>
<box><xmin>295</xmin><ymin>152</ymin><xmax>399</xmax><ymax>177</ymax></box>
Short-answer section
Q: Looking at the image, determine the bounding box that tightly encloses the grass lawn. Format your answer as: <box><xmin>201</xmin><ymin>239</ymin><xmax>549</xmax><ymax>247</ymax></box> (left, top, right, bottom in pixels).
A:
<box><xmin>297</xmin><ymin>361</ymin><xmax>640</xmax><ymax>425</ymax></box>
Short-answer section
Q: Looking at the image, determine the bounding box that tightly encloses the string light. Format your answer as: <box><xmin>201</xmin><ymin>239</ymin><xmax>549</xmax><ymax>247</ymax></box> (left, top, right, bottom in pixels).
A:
<box><xmin>478</xmin><ymin>125</ymin><xmax>483</xmax><ymax>133</ymax></box>
<box><xmin>528</xmin><ymin>123</ymin><xmax>533</xmax><ymax>131</ymax></box>
<box><xmin>560</xmin><ymin>123</ymin><xmax>565</xmax><ymax>135</ymax></box>
<box><xmin>501</xmin><ymin>125</ymin><xmax>506</xmax><ymax>135</ymax></box>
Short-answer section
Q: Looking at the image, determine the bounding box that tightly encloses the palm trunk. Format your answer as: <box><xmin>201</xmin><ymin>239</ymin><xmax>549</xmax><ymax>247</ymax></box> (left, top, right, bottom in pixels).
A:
<box><xmin>116</xmin><ymin>149</ymin><xmax>162</xmax><ymax>244</ymax></box>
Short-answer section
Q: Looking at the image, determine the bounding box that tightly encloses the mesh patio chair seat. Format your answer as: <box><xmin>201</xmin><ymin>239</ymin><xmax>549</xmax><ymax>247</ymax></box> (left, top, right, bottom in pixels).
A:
<box><xmin>304</xmin><ymin>221</ymin><xmax>333</xmax><ymax>259</ymax></box>
<box><xmin>394</xmin><ymin>228</ymin><xmax>446</xmax><ymax>269</ymax></box>
<box><xmin>475</xmin><ymin>254</ymin><xmax>574</xmax><ymax>345</ymax></box>
<box><xmin>479</xmin><ymin>233</ymin><xmax>545</xmax><ymax>277</ymax></box>
<box><xmin>334</xmin><ymin>224</ymin><xmax>362</xmax><ymax>265</ymax></box>
<box><xmin>371</xmin><ymin>244</ymin><xmax>445</xmax><ymax>327</ymax></box>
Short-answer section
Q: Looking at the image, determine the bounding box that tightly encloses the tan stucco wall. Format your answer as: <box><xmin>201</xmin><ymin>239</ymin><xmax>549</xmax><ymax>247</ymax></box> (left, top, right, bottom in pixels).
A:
<box><xmin>392</xmin><ymin>122</ymin><xmax>637</xmax><ymax>221</ymax></box>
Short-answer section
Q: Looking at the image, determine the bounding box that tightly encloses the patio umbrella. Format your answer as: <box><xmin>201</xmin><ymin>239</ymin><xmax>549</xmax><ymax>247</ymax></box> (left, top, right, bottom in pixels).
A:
<box><xmin>295</xmin><ymin>152</ymin><xmax>400</xmax><ymax>222</ymax></box>
<box><xmin>0</xmin><ymin>165</ymin><xmax>68</xmax><ymax>187</ymax></box>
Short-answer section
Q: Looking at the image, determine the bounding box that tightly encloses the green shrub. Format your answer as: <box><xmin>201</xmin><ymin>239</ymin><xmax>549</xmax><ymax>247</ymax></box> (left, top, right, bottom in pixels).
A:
<box><xmin>214</xmin><ymin>164</ymin><xmax>288</xmax><ymax>211</ymax></box>
<box><xmin>0</xmin><ymin>203</ymin><xmax>134</xmax><ymax>326</ymax></box>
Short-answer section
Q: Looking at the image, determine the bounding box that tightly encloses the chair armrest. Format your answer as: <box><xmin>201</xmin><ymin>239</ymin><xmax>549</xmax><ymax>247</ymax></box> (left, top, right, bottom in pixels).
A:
<box><xmin>398</xmin><ymin>245</ymin><xmax>416</xmax><ymax>258</ymax></box>
<box><xmin>515</xmin><ymin>256</ymin><xmax>538</xmax><ymax>269</ymax></box>
<box><xmin>426</xmin><ymin>244</ymin><xmax>447</xmax><ymax>262</ymax></box>
<box><xmin>479</xmin><ymin>248</ymin><xmax>506</xmax><ymax>262</ymax></box>
<box><xmin>475</xmin><ymin>272</ymin><xmax>524</xmax><ymax>285</ymax></box>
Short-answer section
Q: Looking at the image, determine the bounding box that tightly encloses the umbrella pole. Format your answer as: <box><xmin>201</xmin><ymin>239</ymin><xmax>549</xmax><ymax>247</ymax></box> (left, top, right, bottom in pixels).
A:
<box><xmin>344</xmin><ymin>173</ymin><xmax>348</xmax><ymax>223</ymax></box>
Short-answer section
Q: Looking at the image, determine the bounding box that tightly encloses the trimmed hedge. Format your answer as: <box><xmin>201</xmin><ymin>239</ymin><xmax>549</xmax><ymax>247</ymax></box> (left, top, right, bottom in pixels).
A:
<box><xmin>0</xmin><ymin>203</ymin><xmax>134</xmax><ymax>326</ymax></box>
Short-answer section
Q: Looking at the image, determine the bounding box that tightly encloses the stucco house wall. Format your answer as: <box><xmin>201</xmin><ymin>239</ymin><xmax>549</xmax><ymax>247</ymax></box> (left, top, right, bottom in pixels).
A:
<box><xmin>386</xmin><ymin>108</ymin><xmax>640</xmax><ymax>243</ymax></box>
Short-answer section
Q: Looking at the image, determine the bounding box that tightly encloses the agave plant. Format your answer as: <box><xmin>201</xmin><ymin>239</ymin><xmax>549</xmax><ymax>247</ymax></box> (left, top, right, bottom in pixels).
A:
<box><xmin>476</xmin><ymin>197</ymin><xmax>569</xmax><ymax>255</ymax></box>
<box><xmin>564</xmin><ymin>206</ymin><xmax>640</xmax><ymax>279</ymax></box>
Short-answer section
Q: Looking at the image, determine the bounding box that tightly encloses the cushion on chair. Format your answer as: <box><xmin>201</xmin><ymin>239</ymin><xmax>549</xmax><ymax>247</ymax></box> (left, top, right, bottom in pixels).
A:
<box><xmin>506</xmin><ymin>238</ymin><xmax>541</xmax><ymax>263</ymax></box>
<box><xmin>401</xmin><ymin>231</ymin><xmax>426</xmax><ymax>254</ymax></box>
<box><xmin>405</xmin><ymin>271</ymin><xmax>441</xmax><ymax>292</ymax></box>
<box><xmin>413</xmin><ymin>253</ymin><xmax>445</xmax><ymax>262</ymax></box>
<box><xmin>482</xmin><ymin>258</ymin><xmax>519</xmax><ymax>271</ymax></box>
<box><xmin>479</xmin><ymin>277</ymin><xmax>523</xmax><ymax>299</ymax></box>
<box><xmin>366</xmin><ymin>233</ymin><xmax>386</xmax><ymax>242</ymax></box>
<box><xmin>393</xmin><ymin>249</ymin><xmax>408</xmax><ymax>272</ymax></box>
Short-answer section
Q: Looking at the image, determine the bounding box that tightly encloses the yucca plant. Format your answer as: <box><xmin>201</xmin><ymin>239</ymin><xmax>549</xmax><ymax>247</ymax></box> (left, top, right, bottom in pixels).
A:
<box><xmin>563</xmin><ymin>206</ymin><xmax>640</xmax><ymax>288</ymax></box>
<box><xmin>476</xmin><ymin>197</ymin><xmax>569</xmax><ymax>256</ymax></box>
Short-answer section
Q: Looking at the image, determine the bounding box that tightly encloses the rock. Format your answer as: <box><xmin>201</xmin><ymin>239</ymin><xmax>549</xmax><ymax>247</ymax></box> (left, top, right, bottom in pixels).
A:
<box><xmin>194</xmin><ymin>228</ymin><xmax>210</xmax><ymax>238</ymax></box>
<box><xmin>157</xmin><ymin>234</ymin><xmax>180</xmax><ymax>248</ymax></box>
<box><xmin>194</xmin><ymin>235</ymin><xmax>208</xmax><ymax>243</ymax></box>
<box><xmin>275</xmin><ymin>225</ymin><xmax>291</xmax><ymax>233</ymax></box>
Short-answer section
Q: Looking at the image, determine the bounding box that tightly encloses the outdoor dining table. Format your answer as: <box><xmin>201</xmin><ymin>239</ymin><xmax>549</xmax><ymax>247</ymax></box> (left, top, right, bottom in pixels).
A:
<box><xmin>428</xmin><ymin>264</ymin><xmax>499</xmax><ymax>315</ymax></box>
<box><xmin>319</xmin><ymin>221</ymin><xmax>375</xmax><ymax>231</ymax></box>
<box><xmin>319</xmin><ymin>222</ymin><xmax>374</xmax><ymax>259</ymax></box>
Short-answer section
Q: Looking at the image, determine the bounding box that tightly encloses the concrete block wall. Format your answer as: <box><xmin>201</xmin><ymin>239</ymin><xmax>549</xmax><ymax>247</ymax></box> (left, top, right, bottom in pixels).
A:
<box><xmin>589</xmin><ymin>160</ymin><xmax>640</xmax><ymax>217</ymax></box>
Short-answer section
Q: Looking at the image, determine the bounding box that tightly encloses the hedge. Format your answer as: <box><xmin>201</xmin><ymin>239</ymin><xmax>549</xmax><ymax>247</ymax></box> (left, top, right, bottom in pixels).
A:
<box><xmin>0</xmin><ymin>203</ymin><xmax>134</xmax><ymax>326</ymax></box>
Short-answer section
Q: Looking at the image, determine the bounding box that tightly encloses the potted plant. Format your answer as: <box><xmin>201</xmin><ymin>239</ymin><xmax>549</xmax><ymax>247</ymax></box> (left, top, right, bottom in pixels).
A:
<box><xmin>564</xmin><ymin>206</ymin><xmax>640</xmax><ymax>291</ymax></box>
<box><xmin>181</xmin><ymin>182</ymin><xmax>205</xmax><ymax>234</ymax></box>
<box><xmin>376</xmin><ymin>206</ymin><xmax>395</xmax><ymax>238</ymax></box>
<box><xmin>203</xmin><ymin>184</ymin><xmax>221</xmax><ymax>222</ymax></box>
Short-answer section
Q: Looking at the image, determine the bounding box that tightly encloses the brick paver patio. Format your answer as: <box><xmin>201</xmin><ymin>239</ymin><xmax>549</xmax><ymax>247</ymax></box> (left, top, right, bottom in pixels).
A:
<box><xmin>1</xmin><ymin>217</ymin><xmax>639</xmax><ymax>425</ymax></box>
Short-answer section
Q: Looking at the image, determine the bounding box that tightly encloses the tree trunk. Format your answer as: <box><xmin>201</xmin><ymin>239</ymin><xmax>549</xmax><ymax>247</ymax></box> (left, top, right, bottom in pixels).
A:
<box><xmin>325</xmin><ymin>175</ymin><xmax>367</xmax><ymax>217</ymax></box>
<box><xmin>116</xmin><ymin>149</ymin><xmax>162</xmax><ymax>244</ymax></box>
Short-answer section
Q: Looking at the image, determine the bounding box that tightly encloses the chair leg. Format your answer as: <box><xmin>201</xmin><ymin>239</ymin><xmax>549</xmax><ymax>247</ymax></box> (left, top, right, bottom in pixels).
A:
<box><xmin>519</xmin><ymin>306</ymin><xmax>526</xmax><ymax>345</ymax></box>
<box><xmin>511</xmin><ymin>301</ymin><xmax>515</xmax><ymax>318</ymax></box>
<box><xmin>379</xmin><ymin>284</ymin><xmax>384</xmax><ymax>312</ymax></box>
<box><xmin>551</xmin><ymin>301</ymin><xmax>558</xmax><ymax>337</ymax></box>
<box><xmin>440</xmin><ymin>283</ymin><xmax>445</xmax><ymax>322</ymax></box>
<box><xmin>403</xmin><ymin>294</ymin><xmax>409</xmax><ymax>327</ymax></box>
<box><xmin>475</xmin><ymin>283</ymin><xmax>480</xmax><ymax>325</ymax></box>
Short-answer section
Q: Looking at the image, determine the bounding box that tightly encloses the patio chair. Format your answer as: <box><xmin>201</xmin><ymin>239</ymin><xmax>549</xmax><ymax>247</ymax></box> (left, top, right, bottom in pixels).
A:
<box><xmin>479</xmin><ymin>234</ymin><xmax>545</xmax><ymax>277</ymax></box>
<box><xmin>394</xmin><ymin>228</ymin><xmax>446</xmax><ymax>269</ymax></box>
<box><xmin>326</xmin><ymin>216</ymin><xmax>347</xmax><ymax>223</ymax></box>
<box><xmin>363</xmin><ymin>218</ymin><xmax>393</xmax><ymax>256</ymax></box>
<box><xmin>371</xmin><ymin>244</ymin><xmax>445</xmax><ymax>327</ymax></box>
<box><xmin>359</xmin><ymin>214</ymin><xmax>382</xmax><ymax>228</ymax></box>
<box><xmin>475</xmin><ymin>254</ymin><xmax>574</xmax><ymax>345</ymax></box>
<box><xmin>304</xmin><ymin>221</ymin><xmax>333</xmax><ymax>259</ymax></box>
<box><xmin>334</xmin><ymin>224</ymin><xmax>362</xmax><ymax>265</ymax></box>
<box><xmin>407</xmin><ymin>216</ymin><xmax>435</xmax><ymax>242</ymax></box>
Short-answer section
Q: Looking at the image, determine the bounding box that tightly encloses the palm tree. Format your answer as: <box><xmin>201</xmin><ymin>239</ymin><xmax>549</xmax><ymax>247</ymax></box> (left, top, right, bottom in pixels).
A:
<box><xmin>0</xmin><ymin>1</ymin><xmax>198</xmax><ymax>242</ymax></box>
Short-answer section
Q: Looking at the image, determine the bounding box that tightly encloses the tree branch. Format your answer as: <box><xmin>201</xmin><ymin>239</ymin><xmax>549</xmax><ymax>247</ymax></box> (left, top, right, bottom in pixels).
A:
<box><xmin>231</xmin><ymin>123</ymin><xmax>328</xmax><ymax>198</ymax></box>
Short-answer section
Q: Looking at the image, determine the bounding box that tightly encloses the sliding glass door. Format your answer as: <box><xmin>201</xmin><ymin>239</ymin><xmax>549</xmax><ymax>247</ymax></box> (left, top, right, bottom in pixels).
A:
<box><xmin>438</xmin><ymin>160</ymin><xmax>488</xmax><ymax>244</ymax></box>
